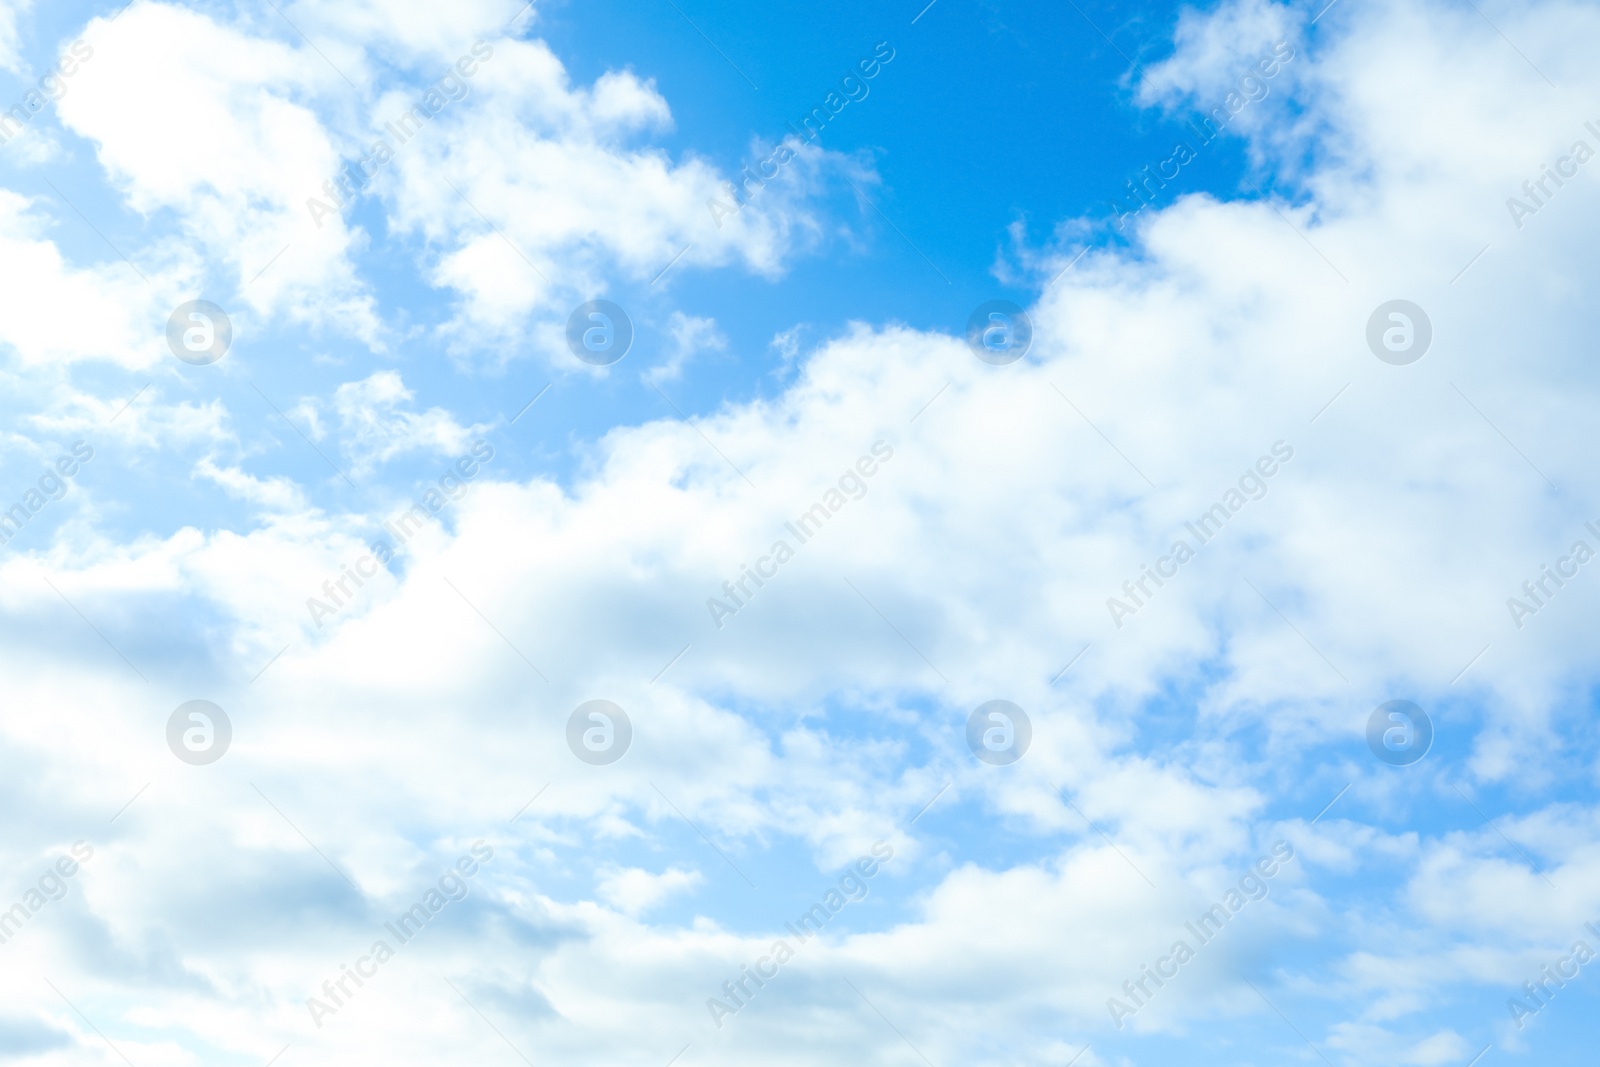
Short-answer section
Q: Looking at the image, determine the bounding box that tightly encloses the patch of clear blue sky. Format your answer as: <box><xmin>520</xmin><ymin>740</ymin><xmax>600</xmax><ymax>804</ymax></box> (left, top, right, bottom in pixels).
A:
<box><xmin>532</xmin><ymin>0</ymin><xmax>1259</xmax><ymax>406</ymax></box>
<box><xmin>489</xmin><ymin>0</ymin><xmax>1260</xmax><ymax>493</ymax></box>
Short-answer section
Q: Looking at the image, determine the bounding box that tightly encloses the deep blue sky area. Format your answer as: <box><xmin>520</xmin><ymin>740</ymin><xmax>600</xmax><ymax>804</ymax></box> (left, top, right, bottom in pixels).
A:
<box><xmin>538</xmin><ymin>0</ymin><xmax>1247</xmax><ymax>329</ymax></box>
<box><xmin>515</xmin><ymin>0</ymin><xmax>1257</xmax><ymax>485</ymax></box>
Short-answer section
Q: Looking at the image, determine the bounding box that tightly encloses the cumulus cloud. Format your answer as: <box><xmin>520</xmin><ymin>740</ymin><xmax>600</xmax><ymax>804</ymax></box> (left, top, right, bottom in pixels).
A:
<box><xmin>6</xmin><ymin>0</ymin><xmax>864</xmax><ymax>382</ymax></box>
<box><xmin>57</xmin><ymin>2</ymin><xmax>381</xmax><ymax>341</ymax></box>
<box><xmin>596</xmin><ymin>865</ymin><xmax>702</xmax><ymax>915</ymax></box>
<box><xmin>0</xmin><ymin>189</ymin><xmax>168</xmax><ymax>368</ymax></box>
<box><xmin>0</xmin><ymin>0</ymin><xmax>31</xmax><ymax>73</ymax></box>
<box><xmin>384</xmin><ymin>37</ymin><xmax>860</xmax><ymax>355</ymax></box>
<box><xmin>292</xmin><ymin>370</ymin><xmax>485</xmax><ymax>476</ymax></box>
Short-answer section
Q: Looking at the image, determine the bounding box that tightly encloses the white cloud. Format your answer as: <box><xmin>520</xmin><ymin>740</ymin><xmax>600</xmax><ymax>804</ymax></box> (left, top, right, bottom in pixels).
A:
<box><xmin>194</xmin><ymin>456</ymin><xmax>309</xmax><ymax>513</ymax></box>
<box><xmin>0</xmin><ymin>189</ymin><xmax>167</xmax><ymax>368</ymax></box>
<box><xmin>596</xmin><ymin>865</ymin><xmax>702</xmax><ymax>915</ymax></box>
<box><xmin>1139</xmin><ymin>0</ymin><xmax>1301</xmax><ymax>108</ymax></box>
<box><xmin>0</xmin><ymin>0</ymin><xmax>32</xmax><ymax>73</ymax></box>
<box><xmin>56</xmin><ymin>2</ymin><xmax>381</xmax><ymax>341</ymax></box>
<box><xmin>291</xmin><ymin>370</ymin><xmax>485</xmax><ymax>476</ymax></box>
<box><xmin>643</xmin><ymin>311</ymin><xmax>725</xmax><ymax>385</ymax></box>
<box><xmin>29</xmin><ymin>0</ymin><xmax>862</xmax><ymax>375</ymax></box>
<box><xmin>384</xmin><ymin>37</ymin><xmax>860</xmax><ymax>354</ymax></box>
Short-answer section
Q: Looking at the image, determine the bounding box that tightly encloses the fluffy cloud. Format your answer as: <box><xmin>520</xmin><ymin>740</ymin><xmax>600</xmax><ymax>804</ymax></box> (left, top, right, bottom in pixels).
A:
<box><xmin>381</xmin><ymin>37</ymin><xmax>862</xmax><ymax>354</ymax></box>
<box><xmin>292</xmin><ymin>370</ymin><xmax>485</xmax><ymax>476</ymax></box>
<box><xmin>37</xmin><ymin>0</ymin><xmax>861</xmax><ymax>370</ymax></box>
<box><xmin>0</xmin><ymin>0</ymin><xmax>32</xmax><ymax>73</ymax></box>
<box><xmin>57</xmin><ymin>2</ymin><xmax>381</xmax><ymax>341</ymax></box>
<box><xmin>0</xmin><ymin>189</ymin><xmax>168</xmax><ymax>368</ymax></box>
<box><xmin>597</xmin><ymin>865</ymin><xmax>703</xmax><ymax>915</ymax></box>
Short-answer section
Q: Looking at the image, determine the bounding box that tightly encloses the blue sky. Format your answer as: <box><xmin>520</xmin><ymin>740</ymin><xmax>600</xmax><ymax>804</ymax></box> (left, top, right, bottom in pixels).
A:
<box><xmin>0</xmin><ymin>0</ymin><xmax>1598</xmax><ymax>1065</ymax></box>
